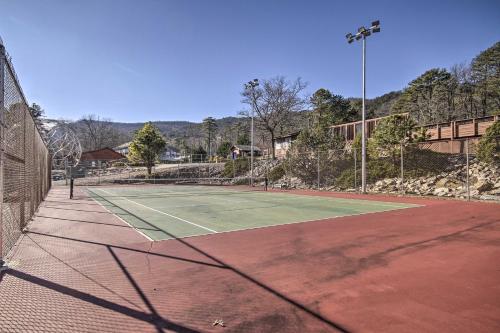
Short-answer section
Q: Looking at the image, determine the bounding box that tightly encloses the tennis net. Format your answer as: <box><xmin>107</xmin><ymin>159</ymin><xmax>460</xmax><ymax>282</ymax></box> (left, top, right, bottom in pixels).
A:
<box><xmin>79</xmin><ymin>176</ymin><xmax>270</xmax><ymax>193</ymax></box>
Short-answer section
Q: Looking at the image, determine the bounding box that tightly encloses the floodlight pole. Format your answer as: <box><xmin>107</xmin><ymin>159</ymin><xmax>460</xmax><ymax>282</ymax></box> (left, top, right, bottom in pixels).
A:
<box><xmin>361</xmin><ymin>35</ymin><xmax>366</xmax><ymax>193</ymax></box>
<box><xmin>251</xmin><ymin>105</ymin><xmax>254</xmax><ymax>186</ymax></box>
<box><xmin>245</xmin><ymin>79</ymin><xmax>259</xmax><ymax>187</ymax></box>
<box><xmin>346</xmin><ymin>20</ymin><xmax>380</xmax><ymax>194</ymax></box>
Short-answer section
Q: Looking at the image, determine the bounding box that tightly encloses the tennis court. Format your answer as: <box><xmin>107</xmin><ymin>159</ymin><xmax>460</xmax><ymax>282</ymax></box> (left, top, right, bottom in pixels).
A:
<box><xmin>88</xmin><ymin>185</ymin><xmax>419</xmax><ymax>241</ymax></box>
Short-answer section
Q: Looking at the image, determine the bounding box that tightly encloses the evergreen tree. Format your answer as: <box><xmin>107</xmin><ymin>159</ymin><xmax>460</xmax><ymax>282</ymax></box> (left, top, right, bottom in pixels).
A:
<box><xmin>202</xmin><ymin>117</ymin><xmax>217</xmax><ymax>156</ymax></box>
<box><xmin>470</xmin><ymin>42</ymin><xmax>500</xmax><ymax>116</ymax></box>
<box><xmin>128</xmin><ymin>122</ymin><xmax>166</xmax><ymax>176</ymax></box>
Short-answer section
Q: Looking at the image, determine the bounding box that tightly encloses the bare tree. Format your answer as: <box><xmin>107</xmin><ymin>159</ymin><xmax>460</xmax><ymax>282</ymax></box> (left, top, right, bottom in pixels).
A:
<box><xmin>450</xmin><ymin>62</ymin><xmax>477</xmax><ymax>119</ymax></box>
<box><xmin>242</xmin><ymin>76</ymin><xmax>306</xmax><ymax>159</ymax></box>
<box><xmin>74</xmin><ymin>114</ymin><xmax>128</xmax><ymax>151</ymax></box>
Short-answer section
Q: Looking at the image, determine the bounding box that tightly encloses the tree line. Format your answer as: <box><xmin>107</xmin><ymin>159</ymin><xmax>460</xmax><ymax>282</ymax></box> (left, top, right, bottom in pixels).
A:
<box><xmin>239</xmin><ymin>42</ymin><xmax>499</xmax><ymax>157</ymax></box>
<box><xmin>393</xmin><ymin>42</ymin><xmax>499</xmax><ymax>124</ymax></box>
<box><xmin>30</xmin><ymin>41</ymin><xmax>498</xmax><ymax>161</ymax></box>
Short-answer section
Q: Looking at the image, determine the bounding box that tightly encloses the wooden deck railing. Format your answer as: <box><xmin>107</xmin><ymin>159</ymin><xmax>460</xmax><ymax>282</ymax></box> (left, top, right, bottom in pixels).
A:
<box><xmin>331</xmin><ymin>115</ymin><xmax>499</xmax><ymax>142</ymax></box>
<box><xmin>422</xmin><ymin>115</ymin><xmax>498</xmax><ymax>141</ymax></box>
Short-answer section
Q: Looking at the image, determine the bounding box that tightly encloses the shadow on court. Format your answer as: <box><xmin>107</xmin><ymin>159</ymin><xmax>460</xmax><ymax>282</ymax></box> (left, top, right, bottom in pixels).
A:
<box><xmin>2</xmin><ymin>186</ymin><xmax>499</xmax><ymax>332</ymax></box>
<box><xmin>20</xmin><ymin>188</ymin><xmax>351</xmax><ymax>333</ymax></box>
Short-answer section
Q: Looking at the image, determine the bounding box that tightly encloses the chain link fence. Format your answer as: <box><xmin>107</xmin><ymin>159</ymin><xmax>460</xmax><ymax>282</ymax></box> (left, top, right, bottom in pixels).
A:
<box><xmin>1</xmin><ymin>41</ymin><xmax>51</xmax><ymax>262</ymax></box>
<box><xmin>275</xmin><ymin>136</ymin><xmax>499</xmax><ymax>200</ymax></box>
<box><xmin>56</xmin><ymin>133</ymin><xmax>498</xmax><ymax>201</ymax></box>
<box><xmin>64</xmin><ymin>154</ymin><xmax>231</xmax><ymax>186</ymax></box>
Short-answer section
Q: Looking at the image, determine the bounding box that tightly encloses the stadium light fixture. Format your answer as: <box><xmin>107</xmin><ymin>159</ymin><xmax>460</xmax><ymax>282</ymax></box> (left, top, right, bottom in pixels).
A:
<box><xmin>244</xmin><ymin>78</ymin><xmax>259</xmax><ymax>187</ymax></box>
<box><xmin>345</xmin><ymin>20</ymin><xmax>381</xmax><ymax>193</ymax></box>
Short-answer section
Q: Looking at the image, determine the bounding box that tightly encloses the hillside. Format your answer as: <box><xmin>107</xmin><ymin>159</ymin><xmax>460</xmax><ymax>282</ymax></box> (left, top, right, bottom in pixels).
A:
<box><xmin>104</xmin><ymin>117</ymin><xmax>244</xmax><ymax>137</ymax></box>
<box><xmin>45</xmin><ymin>93</ymin><xmax>401</xmax><ymax>152</ymax></box>
<box><xmin>348</xmin><ymin>90</ymin><xmax>402</xmax><ymax>119</ymax></box>
<box><xmin>81</xmin><ymin>91</ymin><xmax>401</xmax><ymax>138</ymax></box>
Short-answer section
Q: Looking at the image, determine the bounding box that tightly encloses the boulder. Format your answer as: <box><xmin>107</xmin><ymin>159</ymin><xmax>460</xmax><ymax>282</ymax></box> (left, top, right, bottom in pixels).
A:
<box><xmin>433</xmin><ymin>187</ymin><xmax>450</xmax><ymax>196</ymax></box>
<box><xmin>475</xmin><ymin>181</ymin><xmax>494</xmax><ymax>193</ymax></box>
<box><xmin>435</xmin><ymin>178</ymin><xmax>462</xmax><ymax>189</ymax></box>
<box><xmin>479</xmin><ymin>194</ymin><xmax>500</xmax><ymax>201</ymax></box>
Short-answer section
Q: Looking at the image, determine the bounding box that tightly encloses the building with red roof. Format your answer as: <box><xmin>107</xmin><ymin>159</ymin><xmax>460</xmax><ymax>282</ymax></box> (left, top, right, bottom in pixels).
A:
<box><xmin>80</xmin><ymin>148</ymin><xmax>126</xmax><ymax>168</ymax></box>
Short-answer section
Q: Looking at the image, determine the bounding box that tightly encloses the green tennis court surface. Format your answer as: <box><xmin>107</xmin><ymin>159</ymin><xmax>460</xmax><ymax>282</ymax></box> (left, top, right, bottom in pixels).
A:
<box><xmin>88</xmin><ymin>185</ymin><xmax>419</xmax><ymax>241</ymax></box>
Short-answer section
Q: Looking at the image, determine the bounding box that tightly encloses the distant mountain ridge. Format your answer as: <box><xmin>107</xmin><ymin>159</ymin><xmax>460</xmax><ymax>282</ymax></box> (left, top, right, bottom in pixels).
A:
<box><xmin>45</xmin><ymin>117</ymin><xmax>243</xmax><ymax>137</ymax></box>
<box><xmin>44</xmin><ymin>91</ymin><xmax>402</xmax><ymax>151</ymax></box>
<box><xmin>47</xmin><ymin>92</ymin><xmax>401</xmax><ymax>136</ymax></box>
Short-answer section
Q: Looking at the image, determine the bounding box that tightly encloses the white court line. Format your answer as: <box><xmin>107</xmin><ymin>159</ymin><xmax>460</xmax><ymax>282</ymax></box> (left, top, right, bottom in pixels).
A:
<box><xmin>165</xmin><ymin>203</ymin><xmax>211</xmax><ymax>208</ymax></box>
<box><xmin>96</xmin><ymin>188</ymin><xmax>217</xmax><ymax>233</ymax></box>
<box><xmin>149</xmin><ymin>201</ymin><xmax>424</xmax><ymax>242</ymax></box>
<box><xmin>87</xmin><ymin>189</ymin><xmax>154</xmax><ymax>242</ymax></box>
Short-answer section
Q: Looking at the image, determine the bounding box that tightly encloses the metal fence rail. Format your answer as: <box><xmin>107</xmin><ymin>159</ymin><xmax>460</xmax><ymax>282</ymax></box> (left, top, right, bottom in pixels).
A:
<box><xmin>0</xmin><ymin>39</ymin><xmax>51</xmax><ymax>262</ymax></box>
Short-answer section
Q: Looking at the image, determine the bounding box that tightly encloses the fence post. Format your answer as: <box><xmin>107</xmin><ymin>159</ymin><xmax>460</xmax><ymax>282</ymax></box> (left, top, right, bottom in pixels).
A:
<box><xmin>65</xmin><ymin>158</ymin><xmax>68</xmax><ymax>186</ymax></box>
<box><xmin>232</xmin><ymin>158</ymin><xmax>235</xmax><ymax>179</ymax></box>
<box><xmin>248</xmin><ymin>156</ymin><xmax>251</xmax><ymax>186</ymax></box>
<box><xmin>0</xmin><ymin>43</ymin><xmax>5</xmax><ymax>264</ymax></box>
<box><xmin>466</xmin><ymin>139</ymin><xmax>470</xmax><ymax>201</ymax></box>
<box><xmin>20</xmin><ymin>104</ymin><xmax>26</xmax><ymax>229</ymax></box>
<box><xmin>198</xmin><ymin>155</ymin><xmax>201</xmax><ymax>178</ymax></box>
<box><xmin>354</xmin><ymin>148</ymin><xmax>357</xmax><ymax>190</ymax></box>
<box><xmin>317</xmin><ymin>150</ymin><xmax>320</xmax><ymax>190</ymax></box>
<box><xmin>400</xmin><ymin>143</ymin><xmax>404</xmax><ymax>194</ymax></box>
<box><xmin>31</xmin><ymin>125</ymin><xmax>36</xmax><ymax>216</ymax></box>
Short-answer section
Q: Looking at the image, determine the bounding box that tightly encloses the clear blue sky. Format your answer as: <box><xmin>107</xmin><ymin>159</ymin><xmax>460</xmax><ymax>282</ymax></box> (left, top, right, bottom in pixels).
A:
<box><xmin>1</xmin><ymin>0</ymin><xmax>498</xmax><ymax>122</ymax></box>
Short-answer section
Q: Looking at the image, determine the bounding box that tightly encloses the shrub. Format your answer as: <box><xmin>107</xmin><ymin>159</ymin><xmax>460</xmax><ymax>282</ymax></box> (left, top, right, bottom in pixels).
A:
<box><xmin>233</xmin><ymin>178</ymin><xmax>250</xmax><ymax>185</ymax></box>
<box><xmin>284</xmin><ymin>151</ymin><xmax>318</xmax><ymax>185</ymax></box>
<box><xmin>217</xmin><ymin>141</ymin><xmax>232</xmax><ymax>157</ymax></box>
<box><xmin>402</xmin><ymin>146</ymin><xmax>453</xmax><ymax>177</ymax></box>
<box><xmin>191</xmin><ymin>146</ymin><xmax>207</xmax><ymax>162</ymax></box>
<box><xmin>334</xmin><ymin>167</ymin><xmax>358</xmax><ymax>189</ymax></box>
<box><xmin>366</xmin><ymin>159</ymin><xmax>399</xmax><ymax>181</ymax></box>
<box><xmin>285</xmin><ymin>149</ymin><xmax>359</xmax><ymax>186</ymax></box>
<box><xmin>112</xmin><ymin>161</ymin><xmax>126</xmax><ymax>167</ymax></box>
<box><xmin>268</xmin><ymin>164</ymin><xmax>285</xmax><ymax>182</ymax></box>
<box><xmin>223</xmin><ymin>158</ymin><xmax>249</xmax><ymax>177</ymax></box>
<box><xmin>477</xmin><ymin>121</ymin><xmax>500</xmax><ymax>164</ymax></box>
<box><xmin>334</xmin><ymin>159</ymin><xmax>399</xmax><ymax>189</ymax></box>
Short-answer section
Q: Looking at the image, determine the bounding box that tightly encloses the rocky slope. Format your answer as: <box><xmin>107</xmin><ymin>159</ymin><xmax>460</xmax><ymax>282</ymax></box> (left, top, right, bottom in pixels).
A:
<box><xmin>368</xmin><ymin>160</ymin><xmax>499</xmax><ymax>200</ymax></box>
<box><xmin>267</xmin><ymin>157</ymin><xmax>499</xmax><ymax>201</ymax></box>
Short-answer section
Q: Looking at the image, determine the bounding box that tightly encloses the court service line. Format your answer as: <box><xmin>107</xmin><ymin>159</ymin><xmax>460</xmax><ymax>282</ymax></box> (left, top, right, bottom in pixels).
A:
<box><xmin>87</xmin><ymin>189</ymin><xmax>154</xmax><ymax>242</ymax></box>
<box><xmin>96</xmin><ymin>188</ymin><xmax>217</xmax><ymax>233</ymax></box>
<box><xmin>163</xmin><ymin>203</ymin><xmax>424</xmax><ymax>242</ymax></box>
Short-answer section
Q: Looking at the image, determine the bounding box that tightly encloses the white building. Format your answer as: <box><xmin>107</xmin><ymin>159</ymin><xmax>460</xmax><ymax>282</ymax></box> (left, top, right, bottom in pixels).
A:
<box><xmin>113</xmin><ymin>142</ymin><xmax>180</xmax><ymax>162</ymax></box>
<box><xmin>273</xmin><ymin>131</ymin><xmax>300</xmax><ymax>159</ymax></box>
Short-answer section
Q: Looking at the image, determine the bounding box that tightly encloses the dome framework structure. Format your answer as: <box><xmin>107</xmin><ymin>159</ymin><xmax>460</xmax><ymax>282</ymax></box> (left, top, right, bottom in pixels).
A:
<box><xmin>46</xmin><ymin>122</ymin><xmax>82</xmax><ymax>170</ymax></box>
